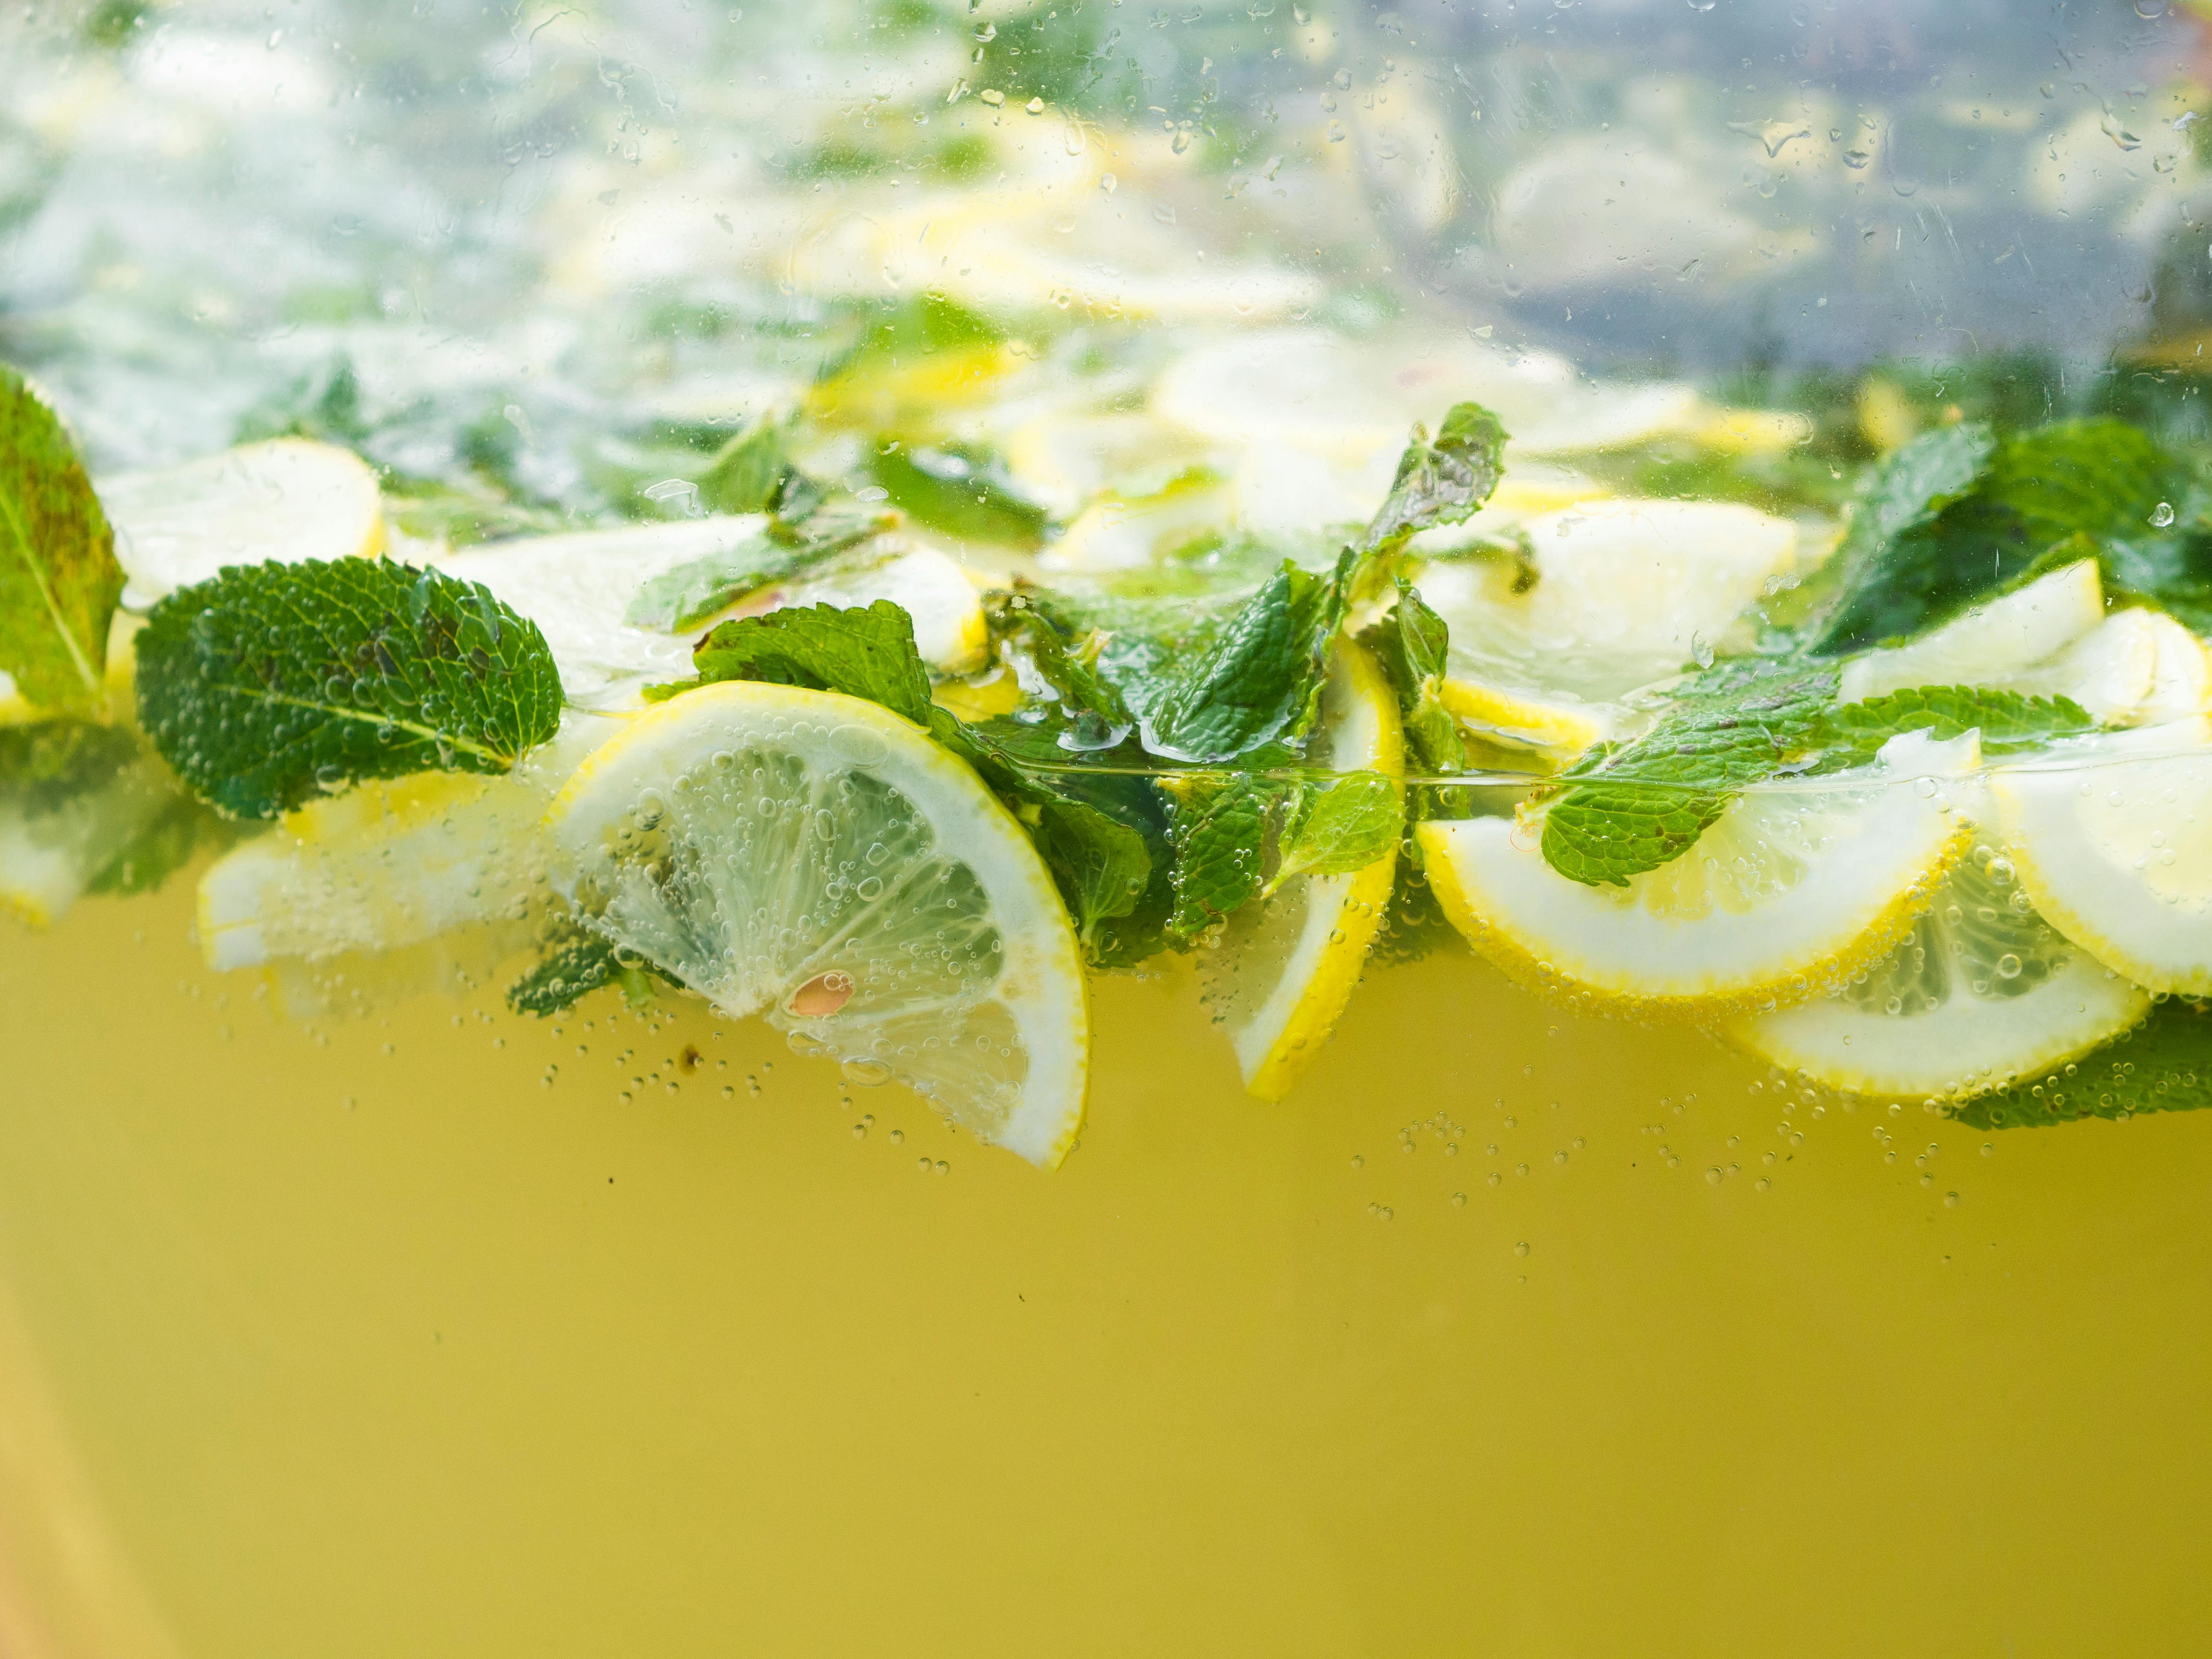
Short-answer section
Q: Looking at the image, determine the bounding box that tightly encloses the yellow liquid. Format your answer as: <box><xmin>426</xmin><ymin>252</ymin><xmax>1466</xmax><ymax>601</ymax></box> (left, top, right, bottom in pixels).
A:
<box><xmin>3</xmin><ymin>878</ymin><xmax>2211</xmax><ymax>1656</ymax></box>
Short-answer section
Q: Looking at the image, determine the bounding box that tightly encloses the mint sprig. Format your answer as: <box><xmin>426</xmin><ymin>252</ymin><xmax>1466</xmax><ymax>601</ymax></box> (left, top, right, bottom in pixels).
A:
<box><xmin>0</xmin><ymin>365</ymin><xmax>124</xmax><ymax>713</ymax></box>
<box><xmin>136</xmin><ymin>559</ymin><xmax>565</xmax><ymax>820</ymax></box>
<box><xmin>623</xmin><ymin>508</ymin><xmax>887</xmax><ymax>634</ymax></box>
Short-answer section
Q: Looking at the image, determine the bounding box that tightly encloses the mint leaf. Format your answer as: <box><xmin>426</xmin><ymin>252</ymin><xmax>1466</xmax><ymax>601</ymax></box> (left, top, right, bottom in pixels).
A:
<box><xmin>1272</xmin><ymin>769</ymin><xmax>1402</xmax><ymax>889</ymax></box>
<box><xmin>1810</xmin><ymin>421</ymin><xmax>1995</xmax><ymax>652</ymax></box>
<box><xmin>135</xmin><ymin>559</ymin><xmax>564</xmax><ymax>820</ymax></box>
<box><xmin>0</xmin><ymin>365</ymin><xmax>124</xmax><ymax>712</ymax></box>
<box><xmin>1819</xmin><ymin>685</ymin><xmax>2098</xmax><ymax>760</ymax></box>
<box><xmin>1358</xmin><ymin>579</ymin><xmax>1470</xmax><ymax>780</ymax></box>
<box><xmin>0</xmin><ymin>718</ymin><xmax>229</xmax><ymax>903</ymax></box>
<box><xmin>1130</xmin><ymin>553</ymin><xmax>1352</xmax><ymax>764</ymax></box>
<box><xmin>508</xmin><ymin>923</ymin><xmax>681</xmax><ymax>1016</ymax></box>
<box><xmin>1361</xmin><ymin>401</ymin><xmax>1509</xmax><ymax>552</ymax></box>
<box><xmin>1164</xmin><ymin>772</ymin><xmax>1276</xmax><ymax>938</ymax></box>
<box><xmin>623</xmin><ymin>510</ymin><xmax>888</xmax><ymax>633</ymax></box>
<box><xmin>1539</xmin><ymin>658</ymin><xmax>1840</xmax><ymax>887</ymax></box>
<box><xmin>658</xmin><ymin>600</ymin><xmax>935</xmax><ymax>723</ymax></box>
<box><xmin>1814</xmin><ymin>419</ymin><xmax>2194</xmax><ymax>652</ymax></box>
<box><xmin>1952</xmin><ymin>1001</ymin><xmax>2211</xmax><ymax>1130</ymax></box>
<box><xmin>870</xmin><ymin>442</ymin><xmax>1047</xmax><ymax>547</ymax></box>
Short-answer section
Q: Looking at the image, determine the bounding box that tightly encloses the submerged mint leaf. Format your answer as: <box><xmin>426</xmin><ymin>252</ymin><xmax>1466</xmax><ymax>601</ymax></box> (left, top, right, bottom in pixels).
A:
<box><xmin>0</xmin><ymin>718</ymin><xmax>230</xmax><ymax>906</ymax></box>
<box><xmin>1539</xmin><ymin>659</ymin><xmax>1841</xmax><ymax>888</ymax></box>
<box><xmin>1131</xmin><ymin>553</ymin><xmax>1352</xmax><ymax>764</ymax></box>
<box><xmin>507</xmin><ymin>923</ymin><xmax>679</xmax><ymax>1017</ymax></box>
<box><xmin>0</xmin><ymin>365</ymin><xmax>124</xmax><ymax>713</ymax></box>
<box><xmin>135</xmin><ymin>559</ymin><xmax>564</xmax><ymax>820</ymax></box>
<box><xmin>1820</xmin><ymin>685</ymin><xmax>2098</xmax><ymax>760</ymax></box>
<box><xmin>660</xmin><ymin>600</ymin><xmax>935</xmax><ymax>724</ymax></box>
<box><xmin>1272</xmin><ymin>769</ymin><xmax>1401</xmax><ymax>890</ymax></box>
<box><xmin>1164</xmin><ymin>771</ymin><xmax>1277</xmax><ymax>938</ymax></box>
<box><xmin>1953</xmin><ymin>1000</ymin><xmax>2211</xmax><ymax>1130</ymax></box>
<box><xmin>1361</xmin><ymin>401</ymin><xmax>1509</xmax><ymax>552</ymax></box>
<box><xmin>983</xmin><ymin>589</ymin><xmax>1134</xmax><ymax>733</ymax></box>
<box><xmin>1358</xmin><ymin>579</ymin><xmax>1470</xmax><ymax>782</ymax></box>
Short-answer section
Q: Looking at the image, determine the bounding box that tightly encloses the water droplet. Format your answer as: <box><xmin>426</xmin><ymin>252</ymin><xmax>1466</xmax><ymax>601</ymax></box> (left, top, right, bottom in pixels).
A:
<box><xmin>1513</xmin><ymin>1240</ymin><xmax>1530</xmax><ymax>1257</ymax></box>
<box><xmin>2151</xmin><ymin>501</ymin><xmax>2177</xmax><ymax>528</ymax></box>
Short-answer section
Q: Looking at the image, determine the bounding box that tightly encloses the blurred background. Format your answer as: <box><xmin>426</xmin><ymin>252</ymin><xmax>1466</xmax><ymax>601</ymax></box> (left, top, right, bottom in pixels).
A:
<box><xmin>5</xmin><ymin>0</ymin><xmax>2212</xmax><ymax>533</ymax></box>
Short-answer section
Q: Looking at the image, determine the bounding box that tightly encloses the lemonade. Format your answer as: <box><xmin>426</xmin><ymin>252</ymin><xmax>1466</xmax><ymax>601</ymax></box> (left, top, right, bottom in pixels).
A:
<box><xmin>8</xmin><ymin>0</ymin><xmax>2212</xmax><ymax>1652</ymax></box>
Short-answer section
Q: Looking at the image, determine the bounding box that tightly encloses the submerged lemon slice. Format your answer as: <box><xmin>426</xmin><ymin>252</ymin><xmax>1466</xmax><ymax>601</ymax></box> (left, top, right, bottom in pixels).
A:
<box><xmin>1726</xmin><ymin>842</ymin><xmax>2151</xmax><ymax>1102</ymax></box>
<box><xmin>1417</xmin><ymin>498</ymin><xmax>1801</xmax><ymax>757</ymax></box>
<box><xmin>545</xmin><ymin>681</ymin><xmax>1088</xmax><ymax>1167</ymax></box>
<box><xmin>1991</xmin><ymin>722</ymin><xmax>2212</xmax><ymax>996</ymax></box>
<box><xmin>100</xmin><ymin>438</ymin><xmax>385</xmax><ymax>610</ymax></box>
<box><xmin>1202</xmin><ymin>641</ymin><xmax>1404</xmax><ymax>1102</ymax></box>
<box><xmin>1836</xmin><ymin>559</ymin><xmax>2104</xmax><ymax>705</ymax></box>
<box><xmin>1415</xmin><ymin>731</ymin><xmax>1977</xmax><ymax>1019</ymax></box>
<box><xmin>198</xmin><ymin>717</ymin><xmax>618</xmax><ymax>972</ymax></box>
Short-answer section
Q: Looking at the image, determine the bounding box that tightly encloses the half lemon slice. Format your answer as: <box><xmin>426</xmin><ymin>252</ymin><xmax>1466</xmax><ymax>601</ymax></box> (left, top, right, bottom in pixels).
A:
<box><xmin>1415</xmin><ymin>731</ymin><xmax>1977</xmax><ymax>1019</ymax></box>
<box><xmin>101</xmin><ymin>438</ymin><xmax>384</xmax><ymax>610</ymax></box>
<box><xmin>1725</xmin><ymin>838</ymin><xmax>2150</xmax><ymax>1102</ymax></box>
<box><xmin>545</xmin><ymin>681</ymin><xmax>1088</xmax><ymax>1166</ymax></box>
<box><xmin>1991</xmin><ymin>721</ymin><xmax>2212</xmax><ymax>996</ymax></box>
<box><xmin>1417</xmin><ymin>498</ymin><xmax>1800</xmax><ymax>758</ymax></box>
<box><xmin>1202</xmin><ymin>641</ymin><xmax>1404</xmax><ymax>1101</ymax></box>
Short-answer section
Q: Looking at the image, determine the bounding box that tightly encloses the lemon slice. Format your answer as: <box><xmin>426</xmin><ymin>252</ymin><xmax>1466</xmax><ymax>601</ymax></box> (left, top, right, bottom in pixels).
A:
<box><xmin>2026</xmin><ymin>607</ymin><xmax>2212</xmax><ymax>726</ymax></box>
<box><xmin>1201</xmin><ymin>641</ymin><xmax>1404</xmax><ymax>1101</ymax></box>
<box><xmin>1415</xmin><ymin>730</ymin><xmax>1977</xmax><ymax>1019</ymax></box>
<box><xmin>1836</xmin><ymin>559</ymin><xmax>2105</xmax><ymax>705</ymax></box>
<box><xmin>99</xmin><ymin>438</ymin><xmax>384</xmax><ymax>610</ymax></box>
<box><xmin>440</xmin><ymin>521</ymin><xmax>985</xmax><ymax>708</ymax></box>
<box><xmin>1725</xmin><ymin>841</ymin><xmax>2151</xmax><ymax>1102</ymax></box>
<box><xmin>545</xmin><ymin>681</ymin><xmax>1087</xmax><ymax>1166</ymax></box>
<box><xmin>1042</xmin><ymin>472</ymin><xmax>1235</xmax><ymax>573</ymax></box>
<box><xmin>1991</xmin><ymin>722</ymin><xmax>2212</xmax><ymax>996</ymax></box>
<box><xmin>198</xmin><ymin>716</ymin><xmax>619</xmax><ymax>971</ymax></box>
<box><xmin>1002</xmin><ymin>412</ymin><xmax>1220</xmax><ymax>521</ymax></box>
<box><xmin>1416</xmin><ymin>498</ymin><xmax>1801</xmax><ymax>757</ymax></box>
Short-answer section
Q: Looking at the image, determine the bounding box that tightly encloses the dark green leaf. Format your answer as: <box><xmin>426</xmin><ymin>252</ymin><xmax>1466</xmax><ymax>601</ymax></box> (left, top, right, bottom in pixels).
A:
<box><xmin>0</xmin><ymin>365</ymin><xmax>123</xmax><ymax>712</ymax></box>
<box><xmin>1131</xmin><ymin>553</ymin><xmax>1352</xmax><ymax>764</ymax></box>
<box><xmin>1361</xmin><ymin>402</ymin><xmax>1510</xmax><ymax>552</ymax></box>
<box><xmin>1809</xmin><ymin>421</ymin><xmax>1995</xmax><ymax>652</ymax></box>
<box><xmin>135</xmin><ymin>559</ymin><xmax>565</xmax><ymax>820</ymax></box>
<box><xmin>1952</xmin><ymin>1001</ymin><xmax>2212</xmax><ymax>1130</ymax></box>
<box><xmin>661</xmin><ymin>600</ymin><xmax>935</xmax><ymax>724</ymax></box>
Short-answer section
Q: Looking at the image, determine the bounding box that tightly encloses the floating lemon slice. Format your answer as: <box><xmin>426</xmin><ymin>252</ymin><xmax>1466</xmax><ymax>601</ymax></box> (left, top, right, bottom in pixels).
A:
<box><xmin>1415</xmin><ymin>731</ymin><xmax>1977</xmax><ymax>1019</ymax></box>
<box><xmin>1202</xmin><ymin>641</ymin><xmax>1404</xmax><ymax>1101</ymax></box>
<box><xmin>1837</xmin><ymin>559</ymin><xmax>2105</xmax><ymax>705</ymax></box>
<box><xmin>197</xmin><ymin>717</ymin><xmax>619</xmax><ymax>971</ymax></box>
<box><xmin>545</xmin><ymin>681</ymin><xmax>1088</xmax><ymax>1167</ymax></box>
<box><xmin>1726</xmin><ymin>840</ymin><xmax>2151</xmax><ymax>1102</ymax></box>
<box><xmin>1416</xmin><ymin>498</ymin><xmax>1801</xmax><ymax>757</ymax></box>
<box><xmin>1991</xmin><ymin>721</ymin><xmax>2212</xmax><ymax>996</ymax></box>
<box><xmin>100</xmin><ymin>438</ymin><xmax>384</xmax><ymax>610</ymax></box>
<box><xmin>440</xmin><ymin>521</ymin><xmax>986</xmax><ymax>708</ymax></box>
